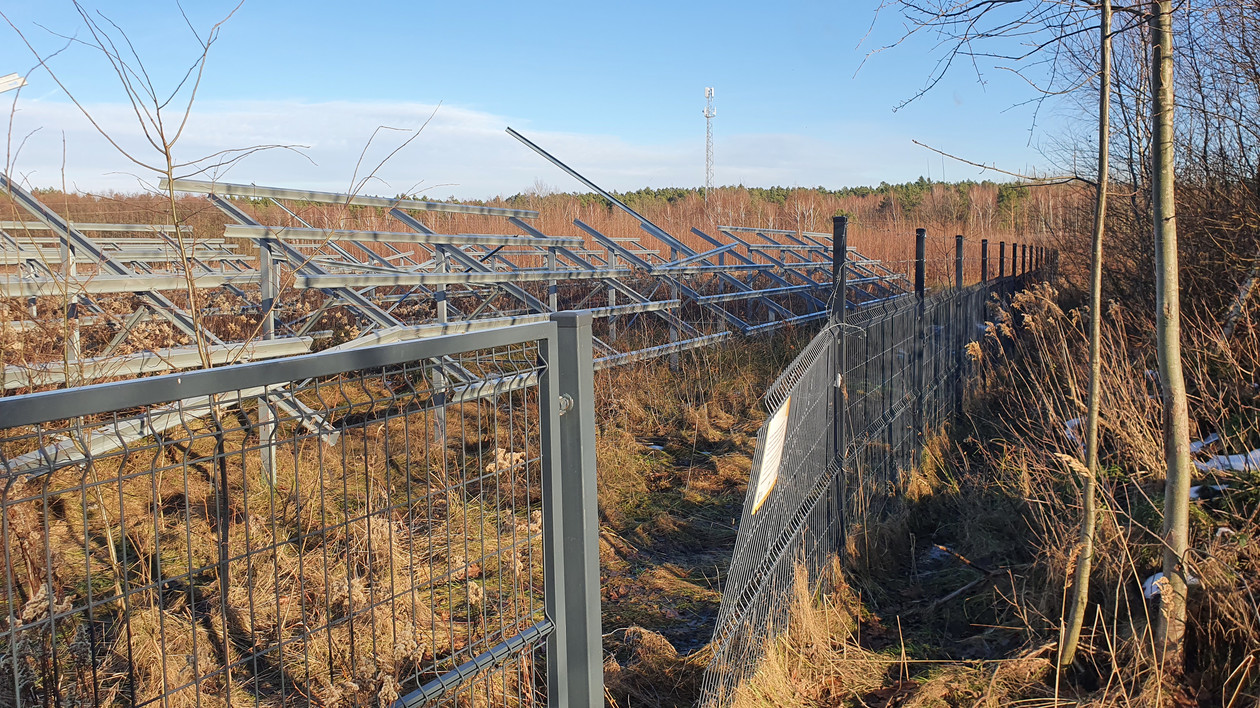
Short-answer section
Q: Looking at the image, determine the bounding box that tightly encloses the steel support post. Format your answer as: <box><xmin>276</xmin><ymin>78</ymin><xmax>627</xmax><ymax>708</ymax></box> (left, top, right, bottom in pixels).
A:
<box><xmin>547</xmin><ymin>248</ymin><xmax>559</xmax><ymax>312</ymax></box>
<box><xmin>669</xmin><ymin>247</ymin><xmax>680</xmax><ymax>371</ymax></box>
<box><xmin>258</xmin><ymin>240</ymin><xmax>278</xmax><ymax>484</ymax></box>
<box><xmin>914</xmin><ymin>229</ymin><xmax>927</xmax><ymax>443</ymax></box>
<box><xmin>61</xmin><ymin>237</ymin><xmax>81</xmax><ymax>385</ymax></box>
<box><xmin>542</xmin><ymin>311</ymin><xmax>603</xmax><ymax>708</ymax></box>
<box><xmin>436</xmin><ymin>248</ymin><xmax>448</xmax><ymax>324</ymax></box>
<box><xmin>607</xmin><ymin>251</ymin><xmax>618</xmax><ymax>341</ymax></box>
<box><xmin>981</xmin><ymin>239</ymin><xmax>989</xmax><ymax>283</ymax></box>
<box><xmin>431</xmin><ymin>364</ymin><xmax>447</xmax><ymax>444</ymax></box>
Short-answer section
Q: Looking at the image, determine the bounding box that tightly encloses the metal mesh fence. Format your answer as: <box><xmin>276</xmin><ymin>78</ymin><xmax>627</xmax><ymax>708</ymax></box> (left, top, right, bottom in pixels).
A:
<box><xmin>0</xmin><ymin>318</ymin><xmax>599</xmax><ymax>708</ymax></box>
<box><xmin>700</xmin><ymin>255</ymin><xmax>1036</xmax><ymax>706</ymax></box>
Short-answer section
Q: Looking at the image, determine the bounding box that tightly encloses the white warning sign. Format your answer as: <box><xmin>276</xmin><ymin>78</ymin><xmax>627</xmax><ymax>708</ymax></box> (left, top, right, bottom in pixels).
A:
<box><xmin>751</xmin><ymin>396</ymin><xmax>791</xmax><ymax>514</ymax></box>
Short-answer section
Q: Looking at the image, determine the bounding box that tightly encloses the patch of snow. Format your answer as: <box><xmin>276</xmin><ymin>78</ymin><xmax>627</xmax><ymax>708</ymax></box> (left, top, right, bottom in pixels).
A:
<box><xmin>1143</xmin><ymin>571</ymin><xmax>1200</xmax><ymax>599</ymax></box>
<box><xmin>1189</xmin><ymin>433</ymin><xmax>1220</xmax><ymax>454</ymax></box>
<box><xmin>1189</xmin><ymin>484</ymin><xmax>1228</xmax><ymax>500</ymax></box>
<box><xmin>1195</xmin><ymin>449</ymin><xmax>1260</xmax><ymax>472</ymax></box>
<box><xmin>1063</xmin><ymin>418</ymin><xmax>1085</xmax><ymax>453</ymax></box>
<box><xmin>1064</xmin><ymin>417</ymin><xmax>1082</xmax><ymax>444</ymax></box>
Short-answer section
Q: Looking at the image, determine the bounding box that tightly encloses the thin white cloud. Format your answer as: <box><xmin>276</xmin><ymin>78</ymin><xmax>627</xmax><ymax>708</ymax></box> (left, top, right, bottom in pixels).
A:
<box><xmin>2</xmin><ymin>98</ymin><xmax>1001</xmax><ymax>198</ymax></box>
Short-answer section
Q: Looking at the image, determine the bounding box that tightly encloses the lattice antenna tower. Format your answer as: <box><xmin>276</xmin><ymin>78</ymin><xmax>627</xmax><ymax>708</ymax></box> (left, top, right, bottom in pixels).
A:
<box><xmin>703</xmin><ymin>87</ymin><xmax>715</xmax><ymax>204</ymax></box>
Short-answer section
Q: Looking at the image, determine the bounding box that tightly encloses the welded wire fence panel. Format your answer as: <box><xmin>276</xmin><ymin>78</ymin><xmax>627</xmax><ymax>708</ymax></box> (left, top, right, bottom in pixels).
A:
<box><xmin>0</xmin><ymin>322</ymin><xmax>575</xmax><ymax>708</ymax></box>
<box><xmin>700</xmin><ymin>265</ymin><xmax>1038</xmax><ymax>706</ymax></box>
<box><xmin>698</xmin><ymin>329</ymin><xmax>838</xmax><ymax>699</ymax></box>
<box><xmin>842</xmin><ymin>295</ymin><xmax>919</xmax><ymax>530</ymax></box>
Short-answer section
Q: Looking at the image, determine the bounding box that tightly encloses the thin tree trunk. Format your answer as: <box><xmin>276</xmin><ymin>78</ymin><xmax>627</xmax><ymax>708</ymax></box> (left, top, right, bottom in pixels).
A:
<box><xmin>1221</xmin><ymin>246</ymin><xmax>1260</xmax><ymax>339</ymax></box>
<box><xmin>1059</xmin><ymin>0</ymin><xmax>1111</xmax><ymax>670</ymax></box>
<box><xmin>1150</xmin><ymin>0</ymin><xmax>1193</xmax><ymax>669</ymax></box>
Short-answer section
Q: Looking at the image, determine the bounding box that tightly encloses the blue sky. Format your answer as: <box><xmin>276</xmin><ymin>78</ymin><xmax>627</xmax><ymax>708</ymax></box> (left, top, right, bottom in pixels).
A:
<box><xmin>0</xmin><ymin>1</ymin><xmax>1075</xmax><ymax>198</ymax></box>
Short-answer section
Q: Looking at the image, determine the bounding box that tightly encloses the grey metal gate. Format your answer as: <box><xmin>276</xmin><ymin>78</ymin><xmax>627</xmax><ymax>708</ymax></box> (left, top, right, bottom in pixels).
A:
<box><xmin>0</xmin><ymin>312</ymin><xmax>602</xmax><ymax>708</ymax></box>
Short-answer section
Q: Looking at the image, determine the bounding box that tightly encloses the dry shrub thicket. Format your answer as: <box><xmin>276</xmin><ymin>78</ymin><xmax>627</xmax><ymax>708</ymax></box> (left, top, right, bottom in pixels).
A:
<box><xmin>731</xmin><ymin>282</ymin><xmax>1260</xmax><ymax>707</ymax></box>
<box><xmin>729</xmin><ymin>4</ymin><xmax>1260</xmax><ymax>704</ymax></box>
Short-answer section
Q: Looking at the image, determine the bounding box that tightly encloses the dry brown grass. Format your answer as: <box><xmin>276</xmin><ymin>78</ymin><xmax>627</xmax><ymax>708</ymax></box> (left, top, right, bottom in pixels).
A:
<box><xmin>1</xmin><ymin>379</ymin><xmax>549</xmax><ymax>707</ymax></box>
<box><xmin>0</xmin><ymin>319</ymin><xmax>816</xmax><ymax>708</ymax></box>
<box><xmin>724</xmin><ymin>280</ymin><xmax>1260</xmax><ymax>708</ymax></box>
<box><xmin>593</xmin><ymin>329</ymin><xmax>816</xmax><ymax>707</ymax></box>
<box><xmin>728</xmin><ymin>560</ymin><xmax>1064</xmax><ymax>708</ymax></box>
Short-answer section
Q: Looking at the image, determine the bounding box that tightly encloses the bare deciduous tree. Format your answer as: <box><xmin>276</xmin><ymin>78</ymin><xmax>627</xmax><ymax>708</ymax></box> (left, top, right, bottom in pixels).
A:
<box><xmin>1059</xmin><ymin>0</ymin><xmax>1111</xmax><ymax>670</ymax></box>
<box><xmin>2</xmin><ymin>1</ymin><xmax>296</xmax><ymax>368</ymax></box>
<box><xmin>1148</xmin><ymin>0</ymin><xmax>1192</xmax><ymax>667</ymax></box>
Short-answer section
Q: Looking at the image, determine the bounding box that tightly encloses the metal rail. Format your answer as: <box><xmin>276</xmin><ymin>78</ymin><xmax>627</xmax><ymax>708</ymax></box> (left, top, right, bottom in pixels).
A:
<box><xmin>0</xmin><ymin>313</ymin><xmax>602</xmax><ymax>708</ymax></box>
<box><xmin>3</xmin><ymin>157</ymin><xmax>913</xmax><ymax>394</ymax></box>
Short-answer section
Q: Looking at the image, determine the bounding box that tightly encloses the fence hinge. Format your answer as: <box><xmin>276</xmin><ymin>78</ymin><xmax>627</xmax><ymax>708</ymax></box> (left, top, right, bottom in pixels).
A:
<box><xmin>834</xmin><ymin>373</ymin><xmax>844</xmax><ymax>389</ymax></box>
<box><xmin>558</xmin><ymin>393</ymin><xmax>574</xmax><ymax>416</ymax></box>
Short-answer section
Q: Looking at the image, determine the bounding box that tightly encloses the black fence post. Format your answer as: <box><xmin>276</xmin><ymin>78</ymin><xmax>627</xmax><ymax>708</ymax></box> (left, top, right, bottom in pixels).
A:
<box><xmin>1021</xmin><ymin>243</ymin><xmax>1028</xmax><ymax>277</ymax></box>
<box><xmin>915</xmin><ymin>228</ymin><xmax>926</xmax><ymax>442</ymax></box>
<box><xmin>955</xmin><ymin>234</ymin><xmax>965</xmax><ymax>288</ymax></box>
<box><xmin>954</xmin><ymin>235</ymin><xmax>964</xmax><ymax>415</ymax></box>
<box><xmin>831</xmin><ymin>216</ymin><xmax>847</xmax><ymax>323</ymax></box>
<box><xmin>999</xmin><ymin>241</ymin><xmax>1007</xmax><ymax>280</ymax></box>
<box><xmin>832</xmin><ymin>215</ymin><xmax>848</xmax><ymax>556</ymax></box>
<box><xmin>981</xmin><ymin>239</ymin><xmax>989</xmax><ymax>283</ymax></box>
